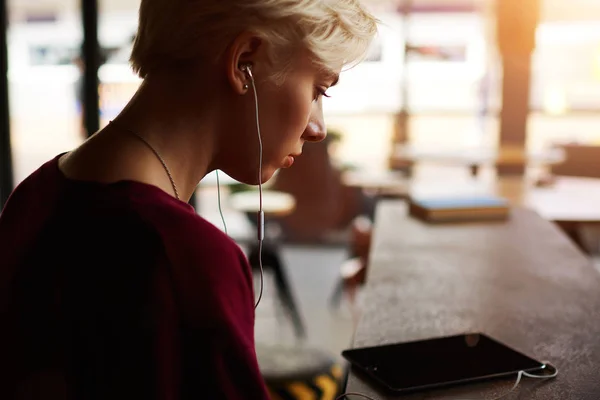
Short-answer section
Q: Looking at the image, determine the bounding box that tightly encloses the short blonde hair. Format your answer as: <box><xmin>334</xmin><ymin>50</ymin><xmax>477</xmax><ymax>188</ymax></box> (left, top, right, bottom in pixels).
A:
<box><xmin>130</xmin><ymin>0</ymin><xmax>378</xmax><ymax>81</ymax></box>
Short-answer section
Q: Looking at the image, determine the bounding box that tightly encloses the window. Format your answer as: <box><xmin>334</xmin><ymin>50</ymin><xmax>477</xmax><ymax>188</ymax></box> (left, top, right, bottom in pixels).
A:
<box><xmin>8</xmin><ymin>1</ymin><xmax>84</xmax><ymax>184</ymax></box>
<box><xmin>98</xmin><ymin>0</ymin><xmax>141</xmax><ymax>128</ymax></box>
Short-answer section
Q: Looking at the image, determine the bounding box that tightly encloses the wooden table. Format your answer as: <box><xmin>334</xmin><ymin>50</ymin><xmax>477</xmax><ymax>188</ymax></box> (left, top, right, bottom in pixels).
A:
<box><xmin>342</xmin><ymin>170</ymin><xmax>408</xmax><ymax>198</ymax></box>
<box><xmin>392</xmin><ymin>145</ymin><xmax>565</xmax><ymax>177</ymax></box>
<box><xmin>345</xmin><ymin>201</ymin><xmax>600</xmax><ymax>399</ymax></box>
<box><xmin>341</xmin><ymin>168</ymin><xmax>600</xmax><ymax>250</ymax></box>
<box><xmin>228</xmin><ymin>190</ymin><xmax>296</xmax><ymax>218</ymax></box>
<box><xmin>410</xmin><ymin>176</ymin><xmax>600</xmax><ymax>251</ymax></box>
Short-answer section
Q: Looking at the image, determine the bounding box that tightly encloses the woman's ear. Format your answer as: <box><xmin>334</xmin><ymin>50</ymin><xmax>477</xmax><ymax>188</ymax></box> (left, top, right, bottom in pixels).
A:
<box><xmin>225</xmin><ymin>32</ymin><xmax>263</xmax><ymax>95</ymax></box>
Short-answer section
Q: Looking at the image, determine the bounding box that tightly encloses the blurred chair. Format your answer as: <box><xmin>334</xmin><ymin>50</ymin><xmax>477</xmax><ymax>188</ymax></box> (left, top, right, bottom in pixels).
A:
<box><xmin>546</xmin><ymin>143</ymin><xmax>600</xmax><ymax>254</ymax></box>
<box><xmin>329</xmin><ymin>216</ymin><xmax>372</xmax><ymax>321</ymax></box>
<box><xmin>270</xmin><ymin>138</ymin><xmax>368</xmax><ymax>244</ymax></box>
<box><xmin>257</xmin><ymin>343</ymin><xmax>344</xmax><ymax>400</ymax></box>
<box><xmin>550</xmin><ymin>144</ymin><xmax>600</xmax><ymax>178</ymax></box>
<box><xmin>229</xmin><ymin>190</ymin><xmax>306</xmax><ymax>339</ymax></box>
<box><xmin>248</xmin><ymin>242</ymin><xmax>306</xmax><ymax>339</ymax></box>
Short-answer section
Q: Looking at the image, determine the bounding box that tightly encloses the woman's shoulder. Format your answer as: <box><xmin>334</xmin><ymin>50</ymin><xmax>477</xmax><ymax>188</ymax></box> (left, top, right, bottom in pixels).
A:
<box><xmin>129</xmin><ymin>190</ymin><xmax>223</xmax><ymax>238</ymax></box>
<box><xmin>127</xmin><ymin>191</ymin><xmax>255</xmax><ymax>324</ymax></box>
<box><xmin>127</xmin><ymin>190</ymin><xmax>246</xmax><ymax>265</ymax></box>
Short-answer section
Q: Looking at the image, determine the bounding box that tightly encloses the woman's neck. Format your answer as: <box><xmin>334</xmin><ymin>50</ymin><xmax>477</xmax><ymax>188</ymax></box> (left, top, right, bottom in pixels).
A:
<box><xmin>62</xmin><ymin>72</ymin><xmax>227</xmax><ymax>202</ymax></box>
<box><xmin>114</xmin><ymin>74</ymin><xmax>224</xmax><ymax>200</ymax></box>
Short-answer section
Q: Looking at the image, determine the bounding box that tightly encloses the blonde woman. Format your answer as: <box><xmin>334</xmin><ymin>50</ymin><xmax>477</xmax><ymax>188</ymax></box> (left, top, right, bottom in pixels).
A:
<box><xmin>0</xmin><ymin>0</ymin><xmax>378</xmax><ymax>398</ymax></box>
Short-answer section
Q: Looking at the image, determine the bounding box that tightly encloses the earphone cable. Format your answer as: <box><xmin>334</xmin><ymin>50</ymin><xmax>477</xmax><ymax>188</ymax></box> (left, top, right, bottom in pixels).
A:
<box><xmin>215</xmin><ymin>170</ymin><xmax>228</xmax><ymax>235</ymax></box>
<box><xmin>247</xmin><ymin>67</ymin><xmax>265</xmax><ymax>310</ymax></box>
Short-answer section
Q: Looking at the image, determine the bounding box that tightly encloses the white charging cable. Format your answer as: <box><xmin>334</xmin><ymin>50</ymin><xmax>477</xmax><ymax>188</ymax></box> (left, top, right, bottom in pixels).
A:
<box><xmin>336</xmin><ymin>362</ymin><xmax>558</xmax><ymax>400</ymax></box>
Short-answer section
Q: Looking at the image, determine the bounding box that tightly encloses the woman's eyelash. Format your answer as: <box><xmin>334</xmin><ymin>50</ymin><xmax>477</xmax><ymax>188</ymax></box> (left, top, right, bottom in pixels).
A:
<box><xmin>315</xmin><ymin>88</ymin><xmax>331</xmax><ymax>100</ymax></box>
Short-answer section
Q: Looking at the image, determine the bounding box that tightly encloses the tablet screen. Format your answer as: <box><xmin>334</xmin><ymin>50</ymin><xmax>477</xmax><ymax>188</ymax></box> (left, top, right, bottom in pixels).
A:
<box><xmin>342</xmin><ymin>333</ymin><xmax>545</xmax><ymax>392</ymax></box>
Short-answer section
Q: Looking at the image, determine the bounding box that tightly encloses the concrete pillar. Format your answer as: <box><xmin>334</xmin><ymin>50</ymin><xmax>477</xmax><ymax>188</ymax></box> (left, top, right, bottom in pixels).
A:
<box><xmin>496</xmin><ymin>0</ymin><xmax>540</xmax><ymax>175</ymax></box>
<box><xmin>388</xmin><ymin>0</ymin><xmax>413</xmax><ymax>174</ymax></box>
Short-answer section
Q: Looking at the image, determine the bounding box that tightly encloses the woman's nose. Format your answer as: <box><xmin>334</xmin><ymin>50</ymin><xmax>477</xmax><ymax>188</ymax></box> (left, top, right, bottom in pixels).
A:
<box><xmin>302</xmin><ymin>99</ymin><xmax>327</xmax><ymax>143</ymax></box>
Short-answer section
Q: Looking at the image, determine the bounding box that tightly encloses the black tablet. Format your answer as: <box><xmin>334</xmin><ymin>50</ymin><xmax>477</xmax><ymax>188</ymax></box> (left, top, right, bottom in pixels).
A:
<box><xmin>342</xmin><ymin>333</ymin><xmax>548</xmax><ymax>393</ymax></box>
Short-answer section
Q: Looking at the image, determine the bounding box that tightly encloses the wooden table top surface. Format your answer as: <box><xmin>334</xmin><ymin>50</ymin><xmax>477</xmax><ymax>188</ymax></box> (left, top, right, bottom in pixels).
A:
<box><xmin>346</xmin><ymin>201</ymin><xmax>600</xmax><ymax>399</ymax></box>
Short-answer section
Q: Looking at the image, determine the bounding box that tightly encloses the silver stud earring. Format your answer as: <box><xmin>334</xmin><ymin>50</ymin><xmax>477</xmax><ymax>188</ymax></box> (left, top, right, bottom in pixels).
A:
<box><xmin>243</xmin><ymin>84</ymin><xmax>249</xmax><ymax>90</ymax></box>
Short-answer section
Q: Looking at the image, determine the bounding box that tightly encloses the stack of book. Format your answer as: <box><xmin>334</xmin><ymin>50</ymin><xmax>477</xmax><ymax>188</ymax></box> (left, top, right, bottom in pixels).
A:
<box><xmin>408</xmin><ymin>196</ymin><xmax>510</xmax><ymax>223</ymax></box>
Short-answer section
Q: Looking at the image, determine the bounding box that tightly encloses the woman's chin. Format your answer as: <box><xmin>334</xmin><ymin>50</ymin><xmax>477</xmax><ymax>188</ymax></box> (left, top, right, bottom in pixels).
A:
<box><xmin>259</xmin><ymin>168</ymin><xmax>278</xmax><ymax>185</ymax></box>
<box><xmin>227</xmin><ymin>170</ymin><xmax>275</xmax><ymax>186</ymax></box>
<box><xmin>223</xmin><ymin>164</ymin><xmax>281</xmax><ymax>186</ymax></box>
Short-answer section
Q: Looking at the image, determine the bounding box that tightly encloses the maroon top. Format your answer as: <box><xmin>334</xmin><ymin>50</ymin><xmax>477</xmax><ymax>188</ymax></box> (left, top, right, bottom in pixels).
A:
<box><xmin>0</xmin><ymin>155</ymin><xmax>269</xmax><ymax>399</ymax></box>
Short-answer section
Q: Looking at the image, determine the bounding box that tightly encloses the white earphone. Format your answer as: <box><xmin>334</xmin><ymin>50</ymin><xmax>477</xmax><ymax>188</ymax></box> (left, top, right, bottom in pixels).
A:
<box><xmin>215</xmin><ymin>63</ymin><xmax>264</xmax><ymax>309</ymax></box>
<box><xmin>240</xmin><ymin>63</ymin><xmax>265</xmax><ymax>309</ymax></box>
